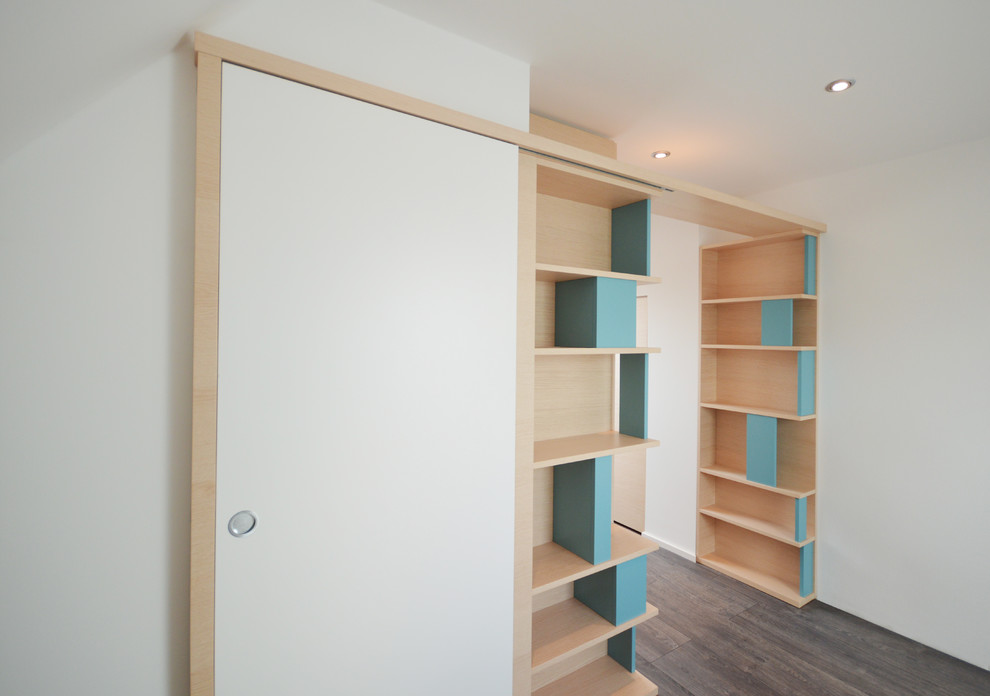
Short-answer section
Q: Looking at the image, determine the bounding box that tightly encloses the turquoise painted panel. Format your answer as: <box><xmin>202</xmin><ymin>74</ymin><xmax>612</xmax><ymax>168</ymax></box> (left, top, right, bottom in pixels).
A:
<box><xmin>574</xmin><ymin>556</ymin><xmax>647</xmax><ymax>625</ymax></box>
<box><xmin>746</xmin><ymin>414</ymin><xmax>777</xmax><ymax>486</ymax></box>
<box><xmin>800</xmin><ymin>542</ymin><xmax>815</xmax><ymax>597</ymax></box>
<box><xmin>795</xmin><ymin>497</ymin><xmax>808</xmax><ymax>543</ymax></box>
<box><xmin>554</xmin><ymin>277</ymin><xmax>636</xmax><ymax>347</ymax></box>
<box><xmin>761</xmin><ymin>299</ymin><xmax>794</xmax><ymax>346</ymax></box>
<box><xmin>611</xmin><ymin>199</ymin><xmax>651</xmax><ymax>276</ymax></box>
<box><xmin>554</xmin><ymin>278</ymin><xmax>598</xmax><ymax>347</ymax></box>
<box><xmin>619</xmin><ymin>354</ymin><xmax>648</xmax><ymax>438</ymax></box>
<box><xmin>614</xmin><ymin>555</ymin><xmax>648</xmax><ymax>624</ymax></box>
<box><xmin>804</xmin><ymin>235</ymin><xmax>817</xmax><ymax>295</ymax></box>
<box><xmin>553</xmin><ymin>457</ymin><xmax>612</xmax><ymax>564</ymax></box>
<box><xmin>797</xmin><ymin>351</ymin><xmax>816</xmax><ymax>416</ymax></box>
<box><xmin>607</xmin><ymin>628</ymin><xmax>636</xmax><ymax>673</ymax></box>
<box><xmin>596</xmin><ymin>278</ymin><xmax>637</xmax><ymax>348</ymax></box>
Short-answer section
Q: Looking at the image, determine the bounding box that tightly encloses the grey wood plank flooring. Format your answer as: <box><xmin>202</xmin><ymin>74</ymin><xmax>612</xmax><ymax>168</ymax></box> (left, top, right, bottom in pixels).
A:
<box><xmin>638</xmin><ymin>547</ymin><xmax>990</xmax><ymax>696</ymax></box>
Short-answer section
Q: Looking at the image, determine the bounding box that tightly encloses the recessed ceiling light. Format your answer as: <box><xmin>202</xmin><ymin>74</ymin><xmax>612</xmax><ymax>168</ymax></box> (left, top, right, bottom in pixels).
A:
<box><xmin>651</xmin><ymin>151</ymin><xmax>671</xmax><ymax>159</ymax></box>
<box><xmin>825</xmin><ymin>79</ymin><xmax>855</xmax><ymax>93</ymax></box>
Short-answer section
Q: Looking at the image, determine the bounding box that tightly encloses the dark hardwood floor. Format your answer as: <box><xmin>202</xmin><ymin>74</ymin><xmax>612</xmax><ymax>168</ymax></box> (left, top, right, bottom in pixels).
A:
<box><xmin>638</xmin><ymin>547</ymin><xmax>990</xmax><ymax>696</ymax></box>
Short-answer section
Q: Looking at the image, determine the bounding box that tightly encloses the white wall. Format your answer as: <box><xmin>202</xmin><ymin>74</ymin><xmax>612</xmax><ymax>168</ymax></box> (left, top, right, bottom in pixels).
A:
<box><xmin>641</xmin><ymin>217</ymin><xmax>700</xmax><ymax>558</ymax></box>
<box><xmin>750</xmin><ymin>136</ymin><xmax>990</xmax><ymax>669</ymax></box>
<box><xmin>0</xmin><ymin>3</ymin><xmax>528</xmax><ymax>695</ymax></box>
<box><xmin>642</xmin><ymin>221</ymin><xmax>747</xmax><ymax>558</ymax></box>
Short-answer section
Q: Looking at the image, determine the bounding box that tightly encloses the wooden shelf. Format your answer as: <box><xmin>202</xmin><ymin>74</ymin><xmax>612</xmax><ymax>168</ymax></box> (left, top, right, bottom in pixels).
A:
<box><xmin>533</xmin><ymin>523</ymin><xmax>658</xmax><ymax>594</ymax></box>
<box><xmin>535</xmin><ymin>263</ymin><xmax>662</xmax><ymax>286</ymax></box>
<box><xmin>700</xmin><ymin>506</ymin><xmax>812</xmax><ymax>547</ymax></box>
<box><xmin>700</xmin><ymin>402</ymin><xmax>816</xmax><ymax>421</ymax></box>
<box><xmin>533</xmin><ymin>656</ymin><xmax>658</xmax><ymax>696</ymax></box>
<box><xmin>698</xmin><ymin>553</ymin><xmax>814</xmax><ymax>608</ymax></box>
<box><xmin>701</xmin><ymin>294</ymin><xmax>816</xmax><ymax>305</ymax></box>
<box><xmin>700</xmin><ymin>229</ymin><xmax>817</xmax><ymax>251</ymax></box>
<box><xmin>532</xmin><ymin>599</ymin><xmax>659</xmax><ymax>674</ymax></box>
<box><xmin>700</xmin><ymin>465</ymin><xmax>814</xmax><ymax>499</ymax></box>
<box><xmin>536</xmin><ymin>346</ymin><xmax>662</xmax><ymax>356</ymax></box>
<box><xmin>534</xmin><ymin>431</ymin><xmax>659</xmax><ymax>469</ymax></box>
<box><xmin>701</xmin><ymin>344</ymin><xmax>815</xmax><ymax>351</ymax></box>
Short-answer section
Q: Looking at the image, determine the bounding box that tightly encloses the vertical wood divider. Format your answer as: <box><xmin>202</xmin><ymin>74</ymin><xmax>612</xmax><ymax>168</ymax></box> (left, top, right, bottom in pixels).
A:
<box><xmin>515</xmin><ymin>153</ymin><xmax>537</xmax><ymax>695</ymax></box>
<box><xmin>190</xmin><ymin>51</ymin><xmax>222</xmax><ymax>696</ymax></box>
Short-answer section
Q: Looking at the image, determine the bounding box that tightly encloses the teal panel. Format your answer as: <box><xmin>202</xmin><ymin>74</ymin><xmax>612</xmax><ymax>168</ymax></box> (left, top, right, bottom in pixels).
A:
<box><xmin>619</xmin><ymin>354</ymin><xmax>648</xmax><ymax>438</ymax></box>
<box><xmin>614</xmin><ymin>556</ymin><xmax>648</xmax><ymax>624</ymax></box>
<box><xmin>800</xmin><ymin>542</ymin><xmax>815</xmax><ymax>597</ymax></box>
<box><xmin>746</xmin><ymin>414</ymin><xmax>777</xmax><ymax>486</ymax></box>
<box><xmin>555</xmin><ymin>277</ymin><xmax>636</xmax><ymax>347</ymax></box>
<box><xmin>794</xmin><ymin>497</ymin><xmax>808</xmax><ymax>543</ymax></box>
<box><xmin>607</xmin><ymin>628</ymin><xmax>636</xmax><ymax>673</ymax></box>
<box><xmin>596</xmin><ymin>278</ymin><xmax>637</xmax><ymax>348</ymax></box>
<box><xmin>804</xmin><ymin>235</ymin><xmax>817</xmax><ymax>295</ymax></box>
<box><xmin>574</xmin><ymin>564</ymin><xmax>617</xmax><ymax>623</ymax></box>
<box><xmin>611</xmin><ymin>199</ymin><xmax>651</xmax><ymax>276</ymax></box>
<box><xmin>797</xmin><ymin>351</ymin><xmax>816</xmax><ymax>416</ymax></box>
<box><xmin>553</xmin><ymin>457</ymin><xmax>612</xmax><ymax>564</ymax></box>
<box><xmin>574</xmin><ymin>556</ymin><xmax>647</xmax><ymax>625</ymax></box>
<box><xmin>592</xmin><ymin>458</ymin><xmax>612</xmax><ymax>563</ymax></box>
<box><xmin>554</xmin><ymin>278</ymin><xmax>598</xmax><ymax>347</ymax></box>
<box><xmin>761</xmin><ymin>299</ymin><xmax>794</xmax><ymax>346</ymax></box>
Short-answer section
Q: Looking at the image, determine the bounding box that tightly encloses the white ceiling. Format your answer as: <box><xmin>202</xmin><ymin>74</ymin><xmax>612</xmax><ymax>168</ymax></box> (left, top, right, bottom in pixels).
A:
<box><xmin>4</xmin><ymin>0</ymin><xmax>990</xmax><ymax>195</ymax></box>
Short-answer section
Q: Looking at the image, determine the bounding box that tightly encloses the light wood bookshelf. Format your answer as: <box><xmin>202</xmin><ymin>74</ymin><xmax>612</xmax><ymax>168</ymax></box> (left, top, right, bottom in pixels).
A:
<box><xmin>524</xmin><ymin>151</ymin><xmax>660</xmax><ymax>693</ymax></box>
<box><xmin>697</xmin><ymin>231</ymin><xmax>820</xmax><ymax>607</ymax></box>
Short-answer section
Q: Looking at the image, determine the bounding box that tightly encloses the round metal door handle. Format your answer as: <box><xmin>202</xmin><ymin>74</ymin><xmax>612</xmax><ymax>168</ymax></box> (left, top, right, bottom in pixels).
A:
<box><xmin>228</xmin><ymin>510</ymin><xmax>258</xmax><ymax>537</ymax></box>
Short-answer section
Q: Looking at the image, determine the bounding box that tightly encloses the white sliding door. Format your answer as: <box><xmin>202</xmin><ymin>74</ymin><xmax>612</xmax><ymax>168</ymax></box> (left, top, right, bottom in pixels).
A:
<box><xmin>215</xmin><ymin>64</ymin><xmax>517</xmax><ymax>695</ymax></box>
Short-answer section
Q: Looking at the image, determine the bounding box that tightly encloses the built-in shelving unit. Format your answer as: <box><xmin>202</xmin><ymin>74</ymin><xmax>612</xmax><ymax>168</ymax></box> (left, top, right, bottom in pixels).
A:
<box><xmin>522</xmin><ymin>152</ymin><xmax>662</xmax><ymax>695</ymax></box>
<box><xmin>697</xmin><ymin>230</ymin><xmax>820</xmax><ymax>607</ymax></box>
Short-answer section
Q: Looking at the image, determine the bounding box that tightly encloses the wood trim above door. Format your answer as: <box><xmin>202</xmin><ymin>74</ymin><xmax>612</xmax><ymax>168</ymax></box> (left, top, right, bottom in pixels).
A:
<box><xmin>192</xmin><ymin>33</ymin><xmax>825</xmax><ymax>238</ymax></box>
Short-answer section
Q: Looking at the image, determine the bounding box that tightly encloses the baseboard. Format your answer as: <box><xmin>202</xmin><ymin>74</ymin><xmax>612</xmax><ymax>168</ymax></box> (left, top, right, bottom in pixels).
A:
<box><xmin>642</xmin><ymin>531</ymin><xmax>696</xmax><ymax>562</ymax></box>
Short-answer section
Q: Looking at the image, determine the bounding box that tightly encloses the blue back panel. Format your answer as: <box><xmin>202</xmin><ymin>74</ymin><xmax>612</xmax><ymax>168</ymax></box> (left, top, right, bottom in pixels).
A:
<box><xmin>574</xmin><ymin>556</ymin><xmax>647</xmax><ymax>625</ymax></box>
<box><xmin>596</xmin><ymin>278</ymin><xmax>637</xmax><ymax>348</ymax></box>
<box><xmin>746</xmin><ymin>414</ymin><xmax>778</xmax><ymax>486</ymax></box>
<box><xmin>794</xmin><ymin>497</ymin><xmax>808</xmax><ymax>543</ymax></box>
<box><xmin>614</xmin><ymin>555</ymin><xmax>648</xmax><ymax>624</ymax></box>
<box><xmin>552</xmin><ymin>457</ymin><xmax>612</xmax><ymax>564</ymax></box>
<box><xmin>611</xmin><ymin>199</ymin><xmax>651</xmax><ymax>276</ymax></box>
<box><xmin>619</xmin><ymin>353</ymin><xmax>648</xmax><ymax>438</ymax></box>
<box><xmin>797</xmin><ymin>351</ymin><xmax>816</xmax><ymax>416</ymax></box>
<box><xmin>800</xmin><ymin>542</ymin><xmax>815</xmax><ymax>597</ymax></box>
<box><xmin>607</xmin><ymin>628</ymin><xmax>636</xmax><ymax>673</ymax></box>
<box><xmin>761</xmin><ymin>299</ymin><xmax>794</xmax><ymax>346</ymax></box>
<box><xmin>554</xmin><ymin>278</ymin><xmax>598</xmax><ymax>347</ymax></box>
<box><xmin>555</xmin><ymin>277</ymin><xmax>636</xmax><ymax>348</ymax></box>
<box><xmin>804</xmin><ymin>235</ymin><xmax>817</xmax><ymax>295</ymax></box>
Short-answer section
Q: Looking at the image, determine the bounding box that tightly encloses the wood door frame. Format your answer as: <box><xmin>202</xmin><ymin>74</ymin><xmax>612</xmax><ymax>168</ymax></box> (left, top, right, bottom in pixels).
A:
<box><xmin>190</xmin><ymin>51</ymin><xmax>221</xmax><ymax>696</ymax></box>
